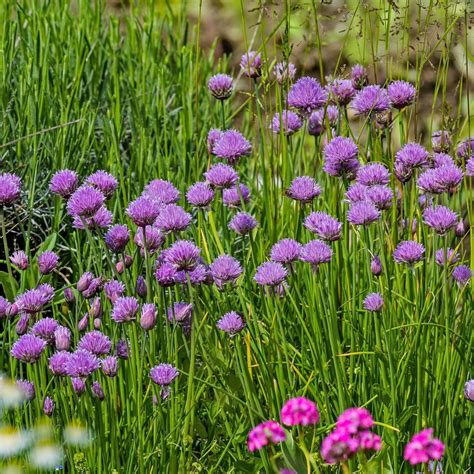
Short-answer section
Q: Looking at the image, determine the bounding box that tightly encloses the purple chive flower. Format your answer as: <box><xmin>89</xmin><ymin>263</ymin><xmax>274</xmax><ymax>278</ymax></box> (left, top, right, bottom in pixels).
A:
<box><xmin>288</xmin><ymin>77</ymin><xmax>328</xmax><ymax>116</ymax></box>
<box><xmin>104</xmin><ymin>280</ymin><xmax>125</xmax><ymax>303</ymax></box>
<box><xmin>77</xmin><ymin>314</ymin><xmax>89</xmax><ymax>332</ymax></box>
<box><xmin>422</xmin><ymin>206</ymin><xmax>458</xmax><ymax>235</ymax></box>
<box><xmin>325</xmin><ymin>105</ymin><xmax>340</xmax><ymax>126</ymax></box>
<box><xmin>435</xmin><ymin>248</ymin><xmax>459</xmax><ymax>266</ymax></box>
<box><xmin>467</xmin><ymin>157</ymin><xmax>474</xmax><ymax>177</ymax></box>
<box><xmin>208</xmin><ymin>74</ymin><xmax>233</xmax><ymax>100</ymax></box>
<box><xmin>155</xmin><ymin>263</ymin><xmax>177</xmax><ymax>287</ymax></box>
<box><xmin>48</xmin><ymin>351</ymin><xmax>71</xmax><ymax>376</ymax></box>
<box><xmin>32</xmin><ymin>318</ymin><xmax>59</xmax><ymax>344</ymax></box>
<box><xmin>65</xmin><ymin>349</ymin><xmax>100</xmax><ymax>377</ymax></box>
<box><xmin>456</xmin><ymin>137</ymin><xmax>474</xmax><ymax>160</ymax></box>
<box><xmin>404</xmin><ymin>429</ymin><xmax>444</xmax><ymax>466</ymax></box>
<box><xmin>305</xmin><ymin>212</ymin><xmax>342</xmax><ymax>241</ymax></box>
<box><xmin>116</xmin><ymin>339</ymin><xmax>129</xmax><ymax>360</ymax></box>
<box><xmin>209</xmin><ymin>255</ymin><xmax>243</xmax><ymax>289</ymax></box>
<box><xmin>15</xmin><ymin>287</ymin><xmax>52</xmax><ymax>315</ymax></box>
<box><xmin>345</xmin><ymin>183</ymin><xmax>367</xmax><ymax>203</ymax></box>
<box><xmin>351</xmin><ymin>85</ymin><xmax>390</xmax><ymax>115</ymax></box>
<box><xmin>351</xmin><ymin>64</ymin><xmax>368</xmax><ymax>89</ymax></box>
<box><xmin>432</xmin><ymin>152</ymin><xmax>454</xmax><ymax>168</ymax></box>
<box><xmin>11</xmin><ymin>334</ymin><xmax>46</xmax><ymax>363</ymax></box>
<box><xmin>154</xmin><ymin>204</ymin><xmax>191</xmax><ymax>233</ymax></box>
<box><xmin>207</xmin><ymin>128</ymin><xmax>223</xmax><ymax>154</ymax></box>
<box><xmin>72</xmin><ymin>206</ymin><xmax>113</xmax><ymax>230</ymax></box>
<box><xmin>15</xmin><ymin>314</ymin><xmax>30</xmax><ymax>334</ymax></box>
<box><xmin>126</xmin><ymin>196</ymin><xmax>161</xmax><ymax>227</ymax></box>
<box><xmin>0</xmin><ymin>296</ymin><xmax>9</xmax><ymax>319</ymax></box>
<box><xmin>43</xmin><ymin>396</ymin><xmax>54</xmax><ymax>416</ymax></box>
<box><xmin>356</xmin><ymin>163</ymin><xmax>390</xmax><ymax>186</ymax></box>
<box><xmin>49</xmin><ymin>170</ymin><xmax>78</xmax><ymax>198</ymax></box>
<box><xmin>10</xmin><ymin>250</ymin><xmax>29</xmax><ymax>270</ymax></box>
<box><xmin>432</xmin><ymin>131</ymin><xmax>451</xmax><ymax>153</ymax></box>
<box><xmin>223</xmin><ymin>183</ymin><xmax>250</xmax><ymax>208</ymax></box>
<box><xmin>434</xmin><ymin>165</ymin><xmax>463</xmax><ymax>192</ymax></box>
<box><xmin>92</xmin><ymin>380</ymin><xmax>105</xmax><ymax>400</ymax></box>
<box><xmin>270</xmin><ymin>238</ymin><xmax>301</xmax><ymax>264</ymax></box>
<box><xmin>111</xmin><ymin>297</ymin><xmax>139</xmax><ymax>323</ymax></box>
<box><xmin>71</xmin><ymin>377</ymin><xmax>86</xmax><ymax>396</ymax></box>
<box><xmin>371</xmin><ymin>255</ymin><xmax>383</xmax><ymax>276</ymax></box>
<box><xmin>273</xmin><ymin>61</ymin><xmax>296</xmax><ymax>84</ymax></box>
<box><xmin>452</xmin><ymin>265</ymin><xmax>472</xmax><ymax>285</ymax></box>
<box><xmin>135</xmin><ymin>276</ymin><xmax>147</xmax><ymax>298</ymax></box>
<box><xmin>82</xmin><ymin>277</ymin><xmax>103</xmax><ymax>299</ymax></box>
<box><xmin>228</xmin><ymin>212</ymin><xmax>258</xmax><ymax>235</ymax></box>
<box><xmin>328</xmin><ymin>79</ymin><xmax>355</xmax><ymax>105</ymax></box>
<box><xmin>271</xmin><ymin>110</ymin><xmax>303</xmax><ymax>136</ymax></box>
<box><xmin>54</xmin><ymin>326</ymin><xmax>71</xmax><ymax>351</ymax></box>
<box><xmin>67</xmin><ymin>185</ymin><xmax>105</xmax><ymax>218</ymax></box>
<box><xmin>254</xmin><ymin>261</ymin><xmax>287</xmax><ymax>289</ymax></box>
<box><xmin>285</xmin><ymin>176</ymin><xmax>321</xmax><ymax>203</ymax></box>
<box><xmin>102</xmin><ymin>356</ymin><xmax>118</xmax><ymax>377</ymax></box>
<box><xmin>164</xmin><ymin>240</ymin><xmax>201</xmax><ymax>271</ymax></box>
<box><xmin>387</xmin><ymin>80</ymin><xmax>416</xmax><ymax>109</ymax></box>
<box><xmin>308</xmin><ymin>109</ymin><xmax>325</xmax><ymax>136</ymax></box>
<box><xmin>280</xmin><ymin>397</ymin><xmax>320</xmax><ymax>426</ymax></box>
<box><xmin>323</xmin><ymin>136</ymin><xmax>359</xmax><ymax>178</ymax></box>
<box><xmin>247</xmin><ymin>421</ymin><xmax>286</xmax><ymax>452</ymax></box>
<box><xmin>347</xmin><ymin>201</ymin><xmax>381</xmax><ymax>225</ymax></box>
<box><xmin>365</xmin><ymin>185</ymin><xmax>393</xmax><ymax>210</ymax></box>
<box><xmin>140</xmin><ymin>303</ymin><xmax>157</xmax><ymax>330</ymax></box>
<box><xmin>455</xmin><ymin>219</ymin><xmax>467</xmax><ymax>237</ymax></box>
<box><xmin>186</xmin><ymin>182</ymin><xmax>215</xmax><ymax>208</ymax></box>
<box><xmin>78</xmin><ymin>330</ymin><xmax>111</xmax><ymax>356</ymax></box>
<box><xmin>150</xmin><ymin>363</ymin><xmax>179</xmax><ymax>386</ymax></box>
<box><xmin>134</xmin><ymin>226</ymin><xmax>164</xmax><ymax>255</ymax></box>
<box><xmin>363</xmin><ymin>292</ymin><xmax>384</xmax><ymax>312</ymax></box>
<box><xmin>300</xmin><ymin>239</ymin><xmax>333</xmax><ymax>271</ymax></box>
<box><xmin>417</xmin><ymin>169</ymin><xmax>444</xmax><ymax>194</ymax></box>
<box><xmin>16</xmin><ymin>379</ymin><xmax>36</xmax><ymax>401</ymax></box>
<box><xmin>204</xmin><ymin>163</ymin><xmax>239</xmax><ymax>188</ymax></box>
<box><xmin>38</xmin><ymin>251</ymin><xmax>59</xmax><ymax>275</ymax></box>
<box><xmin>77</xmin><ymin>272</ymin><xmax>94</xmax><ymax>292</ymax></box>
<box><xmin>104</xmin><ymin>224</ymin><xmax>130</xmax><ymax>253</ymax></box>
<box><xmin>216</xmin><ymin>311</ymin><xmax>246</xmax><ymax>335</ymax></box>
<box><xmin>213</xmin><ymin>129</ymin><xmax>252</xmax><ymax>165</ymax></box>
<box><xmin>86</xmin><ymin>170</ymin><xmax>118</xmax><ymax>198</ymax></box>
<box><xmin>174</xmin><ymin>264</ymin><xmax>208</xmax><ymax>286</ymax></box>
<box><xmin>0</xmin><ymin>173</ymin><xmax>21</xmax><ymax>206</ymax></box>
<box><xmin>167</xmin><ymin>302</ymin><xmax>193</xmax><ymax>325</ymax></box>
<box><xmin>143</xmin><ymin>179</ymin><xmax>180</xmax><ymax>205</ymax></box>
<box><xmin>393</xmin><ymin>240</ymin><xmax>425</xmax><ymax>265</ymax></box>
<box><xmin>240</xmin><ymin>51</ymin><xmax>262</xmax><ymax>78</ymax></box>
<box><xmin>395</xmin><ymin>143</ymin><xmax>430</xmax><ymax>182</ymax></box>
<box><xmin>464</xmin><ymin>380</ymin><xmax>474</xmax><ymax>401</ymax></box>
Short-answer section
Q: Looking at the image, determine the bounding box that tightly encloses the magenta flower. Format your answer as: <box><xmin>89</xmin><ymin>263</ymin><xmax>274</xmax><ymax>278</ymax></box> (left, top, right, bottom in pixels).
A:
<box><xmin>247</xmin><ymin>421</ymin><xmax>286</xmax><ymax>452</ymax></box>
<box><xmin>155</xmin><ymin>263</ymin><xmax>177</xmax><ymax>287</ymax></box>
<box><xmin>467</xmin><ymin>157</ymin><xmax>474</xmax><ymax>177</ymax></box>
<box><xmin>65</xmin><ymin>349</ymin><xmax>100</xmax><ymax>377</ymax></box>
<box><xmin>49</xmin><ymin>170</ymin><xmax>78</xmax><ymax>198</ymax></box>
<box><xmin>394</xmin><ymin>143</ymin><xmax>430</xmax><ymax>183</ymax></box>
<box><xmin>393</xmin><ymin>240</ymin><xmax>425</xmax><ymax>265</ymax></box>
<box><xmin>363</xmin><ymin>292</ymin><xmax>384</xmax><ymax>312</ymax></box>
<box><xmin>10</xmin><ymin>250</ymin><xmax>28</xmax><ymax>270</ymax></box>
<box><xmin>223</xmin><ymin>183</ymin><xmax>250</xmax><ymax>208</ymax></box>
<box><xmin>104</xmin><ymin>224</ymin><xmax>130</xmax><ymax>253</ymax></box>
<box><xmin>164</xmin><ymin>240</ymin><xmax>201</xmax><ymax>271</ymax></box>
<box><xmin>321</xmin><ymin>427</ymin><xmax>360</xmax><ymax>464</ymax></box>
<box><xmin>11</xmin><ymin>334</ymin><xmax>46</xmax><ymax>363</ymax></box>
<box><xmin>204</xmin><ymin>163</ymin><xmax>239</xmax><ymax>188</ymax></box>
<box><xmin>216</xmin><ymin>311</ymin><xmax>246</xmax><ymax>335</ymax></box>
<box><xmin>67</xmin><ymin>185</ymin><xmax>105</xmax><ymax>218</ymax></box>
<box><xmin>78</xmin><ymin>330</ymin><xmax>111</xmax><ymax>356</ymax></box>
<box><xmin>186</xmin><ymin>182</ymin><xmax>215</xmax><ymax>208</ymax></box>
<box><xmin>271</xmin><ymin>110</ymin><xmax>303</xmax><ymax>136</ymax></box>
<box><xmin>71</xmin><ymin>377</ymin><xmax>86</xmax><ymax>396</ymax></box>
<box><xmin>228</xmin><ymin>212</ymin><xmax>258</xmax><ymax>235</ymax></box>
<box><xmin>209</xmin><ymin>254</ymin><xmax>242</xmax><ymax>289</ymax></box>
<box><xmin>365</xmin><ymin>185</ymin><xmax>393</xmax><ymax>210</ymax></box>
<box><xmin>0</xmin><ymin>173</ymin><xmax>21</xmax><ymax>206</ymax></box>
<box><xmin>422</xmin><ymin>206</ymin><xmax>458</xmax><ymax>235</ymax></box>
<box><xmin>347</xmin><ymin>201</ymin><xmax>381</xmax><ymax>226</ymax></box>
<box><xmin>38</xmin><ymin>251</ymin><xmax>59</xmax><ymax>275</ymax></box>
<box><xmin>86</xmin><ymin>170</ymin><xmax>118</xmax><ymax>198</ymax></box>
<box><xmin>304</xmin><ymin>211</ymin><xmax>342</xmax><ymax>241</ymax></box>
<box><xmin>273</xmin><ymin>61</ymin><xmax>296</xmax><ymax>84</ymax></box>
<box><xmin>134</xmin><ymin>225</ymin><xmax>164</xmax><ymax>255</ymax></box>
<box><xmin>116</xmin><ymin>339</ymin><xmax>129</xmax><ymax>360</ymax></box>
<box><xmin>111</xmin><ymin>297</ymin><xmax>139</xmax><ymax>323</ymax></box>
<box><xmin>270</xmin><ymin>239</ymin><xmax>301</xmax><ymax>264</ymax></box>
<box><xmin>307</xmin><ymin>109</ymin><xmax>325</xmax><ymax>136</ymax></box>
<box><xmin>92</xmin><ymin>380</ymin><xmax>105</xmax><ymax>400</ymax></box>
<box><xmin>387</xmin><ymin>80</ymin><xmax>416</xmax><ymax>109</ymax></box>
<box><xmin>456</xmin><ymin>137</ymin><xmax>474</xmax><ymax>159</ymax></box>
<box><xmin>43</xmin><ymin>396</ymin><xmax>54</xmax><ymax>416</ymax></box>
<box><xmin>432</xmin><ymin>152</ymin><xmax>454</xmax><ymax>168</ymax></box>
<box><xmin>240</xmin><ymin>51</ymin><xmax>262</xmax><ymax>78</ymax></box>
<box><xmin>351</xmin><ymin>85</ymin><xmax>390</xmax><ymax>115</ymax></box>
<box><xmin>167</xmin><ymin>302</ymin><xmax>193</xmax><ymax>324</ymax></box>
<box><xmin>288</xmin><ymin>77</ymin><xmax>327</xmax><ymax>116</ymax></box>
<box><xmin>336</xmin><ymin>407</ymin><xmax>374</xmax><ymax>434</ymax></box>
<box><xmin>31</xmin><ymin>317</ymin><xmax>59</xmax><ymax>344</ymax></box>
<box><xmin>280</xmin><ymin>397</ymin><xmax>320</xmax><ymax>426</ymax></box>
<box><xmin>48</xmin><ymin>351</ymin><xmax>71</xmax><ymax>376</ymax></box>
<box><xmin>345</xmin><ymin>183</ymin><xmax>367</xmax><ymax>203</ymax></box>
<box><xmin>285</xmin><ymin>176</ymin><xmax>321</xmax><ymax>203</ymax></box>
<box><xmin>323</xmin><ymin>136</ymin><xmax>360</xmax><ymax>178</ymax></box>
<box><xmin>154</xmin><ymin>204</ymin><xmax>191</xmax><ymax>233</ymax></box>
<box><xmin>15</xmin><ymin>287</ymin><xmax>54</xmax><ymax>315</ymax></box>
<box><xmin>126</xmin><ymin>196</ymin><xmax>161</xmax><ymax>227</ymax></box>
<box><xmin>72</xmin><ymin>206</ymin><xmax>112</xmax><ymax>230</ymax></box>
<box><xmin>404</xmin><ymin>429</ymin><xmax>444</xmax><ymax>466</ymax></box>
<box><xmin>213</xmin><ymin>129</ymin><xmax>252</xmax><ymax>165</ymax></box>
<box><xmin>208</xmin><ymin>74</ymin><xmax>233</xmax><ymax>100</ymax></box>
<box><xmin>150</xmin><ymin>363</ymin><xmax>178</xmax><ymax>386</ymax></box>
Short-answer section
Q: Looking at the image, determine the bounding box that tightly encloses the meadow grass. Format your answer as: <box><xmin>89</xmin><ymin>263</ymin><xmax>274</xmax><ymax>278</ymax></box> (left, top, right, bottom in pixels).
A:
<box><xmin>0</xmin><ymin>0</ymin><xmax>473</xmax><ymax>472</ymax></box>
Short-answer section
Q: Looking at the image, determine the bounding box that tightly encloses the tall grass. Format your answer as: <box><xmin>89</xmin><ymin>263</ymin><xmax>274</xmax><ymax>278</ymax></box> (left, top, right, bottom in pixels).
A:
<box><xmin>0</xmin><ymin>0</ymin><xmax>472</xmax><ymax>472</ymax></box>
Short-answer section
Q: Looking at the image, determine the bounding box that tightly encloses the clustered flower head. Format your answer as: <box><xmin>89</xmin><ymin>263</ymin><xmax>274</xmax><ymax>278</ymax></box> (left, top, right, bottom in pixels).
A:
<box><xmin>404</xmin><ymin>429</ymin><xmax>444</xmax><ymax>466</ymax></box>
<box><xmin>323</xmin><ymin>136</ymin><xmax>359</xmax><ymax>178</ymax></box>
<box><xmin>273</xmin><ymin>61</ymin><xmax>296</xmax><ymax>84</ymax></box>
<box><xmin>216</xmin><ymin>311</ymin><xmax>246</xmax><ymax>335</ymax></box>
<box><xmin>286</xmin><ymin>176</ymin><xmax>321</xmax><ymax>203</ymax></box>
<box><xmin>271</xmin><ymin>110</ymin><xmax>303</xmax><ymax>136</ymax></box>
<box><xmin>150</xmin><ymin>363</ymin><xmax>178</xmax><ymax>386</ymax></box>
<box><xmin>143</xmin><ymin>179</ymin><xmax>180</xmax><ymax>205</ymax></box>
<box><xmin>67</xmin><ymin>185</ymin><xmax>105</xmax><ymax>218</ymax></box>
<box><xmin>212</xmin><ymin>129</ymin><xmax>252</xmax><ymax>165</ymax></box>
<box><xmin>387</xmin><ymin>80</ymin><xmax>416</xmax><ymax>109</ymax></box>
<box><xmin>228</xmin><ymin>212</ymin><xmax>257</xmax><ymax>235</ymax></box>
<box><xmin>240</xmin><ymin>51</ymin><xmax>262</xmax><ymax>78</ymax></box>
<box><xmin>86</xmin><ymin>170</ymin><xmax>118</xmax><ymax>198</ymax></box>
<box><xmin>305</xmin><ymin>211</ymin><xmax>342</xmax><ymax>241</ymax></box>
<box><xmin>223</xmin><ymin>183</ymin><xmax>250</xmax><ymax>208</ymax></box>
<box><xmin>288</xmin><ymin>77</ymin><xmax>328</xmax><ymax>116</ymax></box>
<box><xmin>247</xmin><ymin>421</ymin><xmax>286</xmax><ymax>452</ymax></box>
<box><xmin>422</xmin><ymin>206</ymin><xmax>458</xmax><ymax>235</ymax></box>
<box><xmin>270</xmin><ymin>238</ymin><xmax>301</xmax><ymax>264</ymax></box>
<box><xmin>363</xmin><ymin>292</ymin><xmax>384</xmax><ymax>312</ymax></box>
<box><xmin>49</xmin><ymin>170</ymin><xmax>78</xmax><ymax>198</ymax></box>
<box><xmin>351</xmin><ymin>85</ymin><xmax>390</xmax><ymax>115</ymax></box>
<box><xmin>186</xmin><ymin>182</ymin><xmax>215</xmax><ymax>208</ymax></box>
<box><xmin>393</xmin><ymin>240</ymin><xmax>425</xmax><ymax>265</ymax></box>
<box><xmin>280</xmin><ymin>397</ymin><xmax>320</xmax><ymax>426</ymax></box>
<box><xmin>208</xmin><ymin>74</ymin><xmax>233</xmax><ymax>100</ymax></box>
<box><xmin>395</xmin><ymin>143</ymin><xmax>430</xmax><ymax>183</ymax></box>
<box><xmin>328</xmin><ymin>79</ymin><xmax>355</xmax><ymax>105</ymax></box>
<box><xmin>209</xmin><ymin>255</ymin><xmax>242</xmax><ymax>289</ymax></box>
